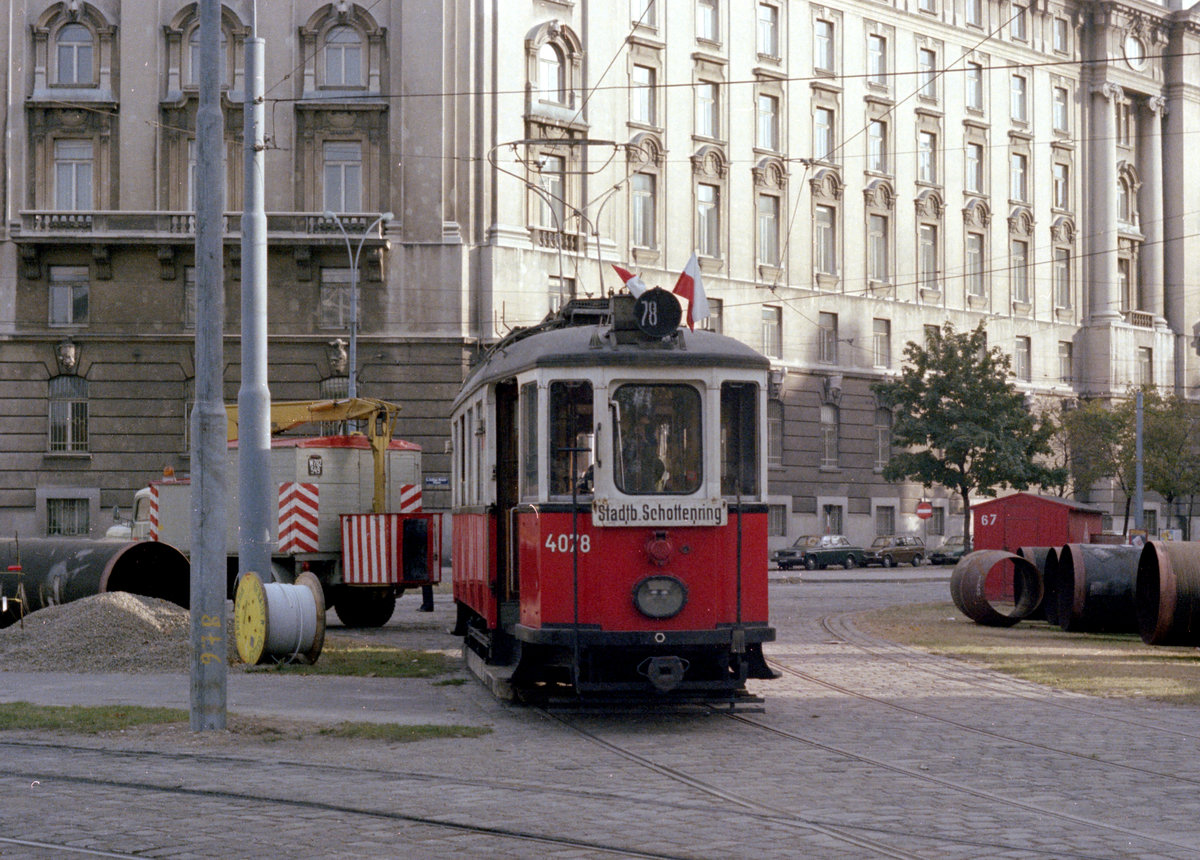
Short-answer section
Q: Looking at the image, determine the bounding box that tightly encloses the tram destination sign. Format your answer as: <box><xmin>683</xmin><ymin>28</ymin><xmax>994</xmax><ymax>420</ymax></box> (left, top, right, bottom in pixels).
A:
<box><xmin>591</xmin><ymin>498</ymin><xmax>728</xmax><ymax>527</ymax></box>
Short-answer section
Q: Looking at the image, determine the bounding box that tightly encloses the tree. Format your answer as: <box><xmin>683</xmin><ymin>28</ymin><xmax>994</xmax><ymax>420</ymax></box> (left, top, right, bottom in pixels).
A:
<box><xmin>871</xmin><ymin>323</ymin><xmax>1066</xmax><ymax>545</ymax></box>
<box><xmin>1140</xmin><ymin>391</ymin><xmax>1200</xmax><ymax>539</ymax></box>
<box><xmin>1061</xmin><ymin>397</ymin><xmax>1135</xmax><ymax>528</ymax></box>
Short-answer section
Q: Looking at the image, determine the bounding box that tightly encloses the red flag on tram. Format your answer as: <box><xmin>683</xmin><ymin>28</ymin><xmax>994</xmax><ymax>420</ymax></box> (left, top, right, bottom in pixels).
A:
<box><xmin>672</xmin><ymin>253</ymin><xmax>709</xmax><ymax>330</ymax></box>
<box><xmin>612</xmin><ymin>265</ymin><xmax>647</xmax><ymax>298</ymax></box>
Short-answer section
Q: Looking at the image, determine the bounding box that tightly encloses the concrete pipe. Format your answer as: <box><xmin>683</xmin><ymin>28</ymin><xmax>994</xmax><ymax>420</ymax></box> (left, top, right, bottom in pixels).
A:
<box><xmin>949</xmin><ymin>550</ymin><xmax>1042</xmax><ymax>627</ymax></box>
<box><xmin>1016</xmin><ymin>546</ymin><xmax>1057</xmax><ymax>621</ymax></box>
<box><xmin>0</xmin><ymin>538</ymin><xmax>189</xmax><ymax>628</ymax></box>
<box><xmin>1053</xmin><ymin>543</ymin><xmax>1141</xmax><ymax>634</ymax></box>
<box><xmin>1135</xmin><ymin>541</ymin><xmax>1200</xmax><ymax>646</ymax></box>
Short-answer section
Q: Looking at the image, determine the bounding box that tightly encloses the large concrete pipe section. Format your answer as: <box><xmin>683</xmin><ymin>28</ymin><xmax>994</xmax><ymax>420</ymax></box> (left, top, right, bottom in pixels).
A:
<box><xmin>1016</xmin><ymin>546</ymin><xmax>1056</xmax><ymax>621</ymax></box>
<box><xmin>1053</xmin><ymin>543</ymin><xmax>1140</xmax><ymax>633</ymax></box>
<box><xmin>1135</xmin><ymin>540</ymin><xmax>1200</xmax><ymax>646</ymax></box>
<box><xmin>949</xmin><ymin>550</ymin><xmax>1042</xmax><ymax>627</ymax></box>
<box><xmin>0</xmin><ymin>538</ymin><xmax>190</xmax><ymax>628</ymax></box>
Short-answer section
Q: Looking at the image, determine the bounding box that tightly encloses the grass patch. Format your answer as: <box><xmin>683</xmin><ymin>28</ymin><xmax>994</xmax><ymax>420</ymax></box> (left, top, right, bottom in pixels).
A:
<box><xmin>0</xmin><ymin>702</ymin><xmax>186</xmax><ymax>733</ymax></box>
<box><xmin>245</xmin><ymin>638</ymin><xmax>458</xmax><ymax>678</ymax></box>
<box><xmin>318</xmin><ymin>722</ymin><xmax>491</xmax><ymax>742</ymax></box>
<box><xmin>858</xmin><ymin>602</ymin><xmax>1200</xmax><ymax>706</ymax></box>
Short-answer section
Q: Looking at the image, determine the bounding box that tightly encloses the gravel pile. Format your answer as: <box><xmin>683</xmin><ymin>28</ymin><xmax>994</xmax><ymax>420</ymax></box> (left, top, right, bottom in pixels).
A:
<box><xmin>0</xmin><ymin>592</ymin><xmax>226</xmax><ymax>673</ymax></box>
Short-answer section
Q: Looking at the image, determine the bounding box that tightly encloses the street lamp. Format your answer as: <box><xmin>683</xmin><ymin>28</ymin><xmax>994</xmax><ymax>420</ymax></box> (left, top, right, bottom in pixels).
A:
<box><xmin>323</xmin><ymin>210</ymin><xmax>393</xmax><ymax>398</ymax></box>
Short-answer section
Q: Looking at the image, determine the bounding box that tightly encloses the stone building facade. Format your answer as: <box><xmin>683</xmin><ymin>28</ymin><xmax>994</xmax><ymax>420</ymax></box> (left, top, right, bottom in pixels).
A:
<box><xmin>1</xmin><ymin>0</ymin><xmax>1199</xmax><ymax>548</ymax></box>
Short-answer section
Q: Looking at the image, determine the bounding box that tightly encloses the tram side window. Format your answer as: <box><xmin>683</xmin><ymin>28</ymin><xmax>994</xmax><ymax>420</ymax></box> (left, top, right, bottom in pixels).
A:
<box><xmin>721</xmin><ymin>382</ymin><xmax>760</xmax><ymax>497</ymax></box>
<box><xmin>612</xmin><ymin>384</ymin><xmax>702</xmax><ymax>495</ymax></box>
<box><xmin>549</xmin><ymin>381</ymin><xmax>594</xmax><ymax>497</ymax></box>
<box><xmin>520</xmin><ymin>382</ymin><xmax>538</xmax><ymax>500</ymax></box>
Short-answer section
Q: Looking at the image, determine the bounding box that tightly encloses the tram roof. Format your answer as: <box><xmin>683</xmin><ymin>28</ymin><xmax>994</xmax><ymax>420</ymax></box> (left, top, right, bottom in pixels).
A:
<box><xmin>456</xmin><ymin>318</ymin><xmax>770</xmax><ymax>409</ymax></box>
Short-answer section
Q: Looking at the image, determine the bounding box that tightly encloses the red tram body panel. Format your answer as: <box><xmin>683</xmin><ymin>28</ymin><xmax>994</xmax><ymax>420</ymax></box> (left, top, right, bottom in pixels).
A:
<box><xmin>450</xmin><ymin>292</ymin><xmax>777</xmax><ymax>703</ymax></box>
<box><xmin>514</xmin><ymin>512</ymin><xmax>768</xmax><ymax>631</ymax></box>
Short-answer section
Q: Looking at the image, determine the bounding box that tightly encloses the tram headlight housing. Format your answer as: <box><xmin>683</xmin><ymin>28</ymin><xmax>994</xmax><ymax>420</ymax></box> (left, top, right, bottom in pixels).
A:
<box><xmin>633</xmin><ymin>575</ymin><xmax>687</xmax><ymax>619</ymax></box>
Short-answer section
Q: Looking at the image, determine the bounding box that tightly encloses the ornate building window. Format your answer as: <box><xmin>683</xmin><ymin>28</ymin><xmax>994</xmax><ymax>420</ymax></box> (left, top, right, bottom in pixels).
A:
<box><xmin>917</xmin><ymin>130</ymin><xmax>938</xmax><ymax>185</ymax></box>
<box><xmin>820</xmin><ymin>403</ymin><xmax>840</xmax><ymax>469</ymax></box>
<box><xmin>697</xmin><ymin>81</ymin><xmax>720</xmax><ymax>139</ymax></box>
<box><xmin>813</xmin><ymin>18</ymin><xmax>835</xmax><ymax>74</ymax></box>
<box><xmin>1014</xmin><ymin>336</ymin><xmax>1032</xmax><ymax>381</ymax></box>
<box><xmin>49</xmin><ymin>265</ymin><xmax>89</xmax><ymax>327</ymax></box>
<box><xmin>810</xmin><ymin>168</ymin><xmax>842</xmax><ymax>288</ymax></box>
<box><xmin>1051</xmin><ymin>217</ymin><xmax>1075</xmax><ymax>310</ymax></box>
<box><xmin>49</xmin><ymin>375</ymin><xmax>88</xmax><ymax>453</ymax></box>
<box><xmin>320</xmin><ymin>267</ymin><xmax>356</xmax><ymax>330</ymax></box>
<box><xmin>867</xmin><ymin>33</ymin><xmax>888</xmax><ymax>88</ymax></box>
<box><xmin>916</xmin><ymin>190</ymin><xmax>943</xmax><ymax>295</ymax></box>
<box><xmin>819</xmin><ymin>312</ymin><xmax>839</xmax><ymax>364</ymax></box>
<box><xmin>325</xmin><ymin>25</ymin><xmax>364</xmax><ymax>88</ymax></box>
<box><xmin>753</xmin><ymin>157</ymin><xmax>786</xmax><ymax>275</ymax></box>
<box><xmin>966</xmin><ymin>61</ymin><xmax>984</xmax><ymax>112</ymax></box>
<box><xmin>55</xmin><ymin>22</ymin><xmax>94</xmax><ymax>86</ymax></box>
<box><xmin>30</xmin><ymin>6</ymin><xmax>117</xmax><ymax>212</ymax></box>
<box><xmin>692</xmin><ymin>146</ymin><xmax>727</xmax><ymax>261</ymax></box>
<box><xmin>757</xmin><ymin>3</ymin><xmax>779</xmax><ymax>58</ymax></box>
<box><xmin>292</xmin><ymin>7</ymin><xmax>388</xmax><ymax>215</ymax></box>
<box><xmin>632</xmin><ymin>63</ymin><xmax>657</xmax><ymax>126</ymax></box>
<box><xmin>697</xmin><ymin>0</ymin><xmax>719</xmax><ymax>43</ymax></box>
<box><xmin>323</xmin><ymin>141</ymin><xmax>363</xmax><ymax>213</ymax></box>
<box><xmin>864</xmin><ymin>180</ymin><xmax>895</xmax><ymax>289</ymax></box>
<box><xmin>963</xmin><ymin>199</ymin><xmax>991</xmax><ymax>302</ymax></box>
<box><xmin>1008</xmin><ymin>207</ymin><xmax>1034</xmax><ymax>309</ymax></box>
<box><xmin>757</xmin><ymin>93</ymin><xmax>779</xmax><ymax>151</ymax></box>
<box><xmin>918</xmin><ymin>46</ymin><xmax>938</xmax><ymax>101</ymax></box>
<box><xmin>54</xmin><ymin>139</ymin><xmax>93</xmax><ymax>210</ymax></box>
<box><xmin>873</xmin><ymin>318</ymin><xmax>891</xmax><ymax>368</ymax></box>
<box><xmin>762</xmin><ymin>306</ymin><xmax>782</xmax><ymax>358</ymax></box>
<box><xmin>867</xmin><ymin>120</ymin><xmax>888</xmax><ymax>173</ymax></box>
<box><xmin>629</xmin><ymin>134</ymin><xmax>664</xmax><ymax>259</ymax></box>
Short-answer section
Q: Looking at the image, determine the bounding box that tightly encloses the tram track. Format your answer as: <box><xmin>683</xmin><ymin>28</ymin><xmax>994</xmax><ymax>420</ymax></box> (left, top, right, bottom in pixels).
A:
<box><xmin>819</xmin><ymin>609</ymin><xmax>1200</xmax><ymax>741</ymax></box>
<box><xmin>0</xmin><ymin>739</ymin><xmax>718</xmax><ymax>860</ymax></box>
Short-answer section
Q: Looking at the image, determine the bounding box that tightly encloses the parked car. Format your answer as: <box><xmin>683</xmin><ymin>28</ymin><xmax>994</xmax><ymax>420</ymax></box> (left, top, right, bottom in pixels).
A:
<box><xmin>929</xmin><ymin>534</ymin><xmax>969</xmax><ymax>566</ymax></box>
<box><xmin>863</xmin><ymin>534</ymin><xmax>926</xmax><ymax>567</ymax></box>
<box><xmin>771</xmin><ymin>534</ymin><xmax>865</xmax><ymax>571</ymax></box>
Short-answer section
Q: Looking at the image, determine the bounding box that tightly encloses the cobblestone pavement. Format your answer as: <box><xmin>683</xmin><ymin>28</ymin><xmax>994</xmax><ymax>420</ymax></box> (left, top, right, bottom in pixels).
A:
<box><xmin>3</xmin><ymin>578</ymin><xmax>1200</xmax><ymax>858</ymax></box>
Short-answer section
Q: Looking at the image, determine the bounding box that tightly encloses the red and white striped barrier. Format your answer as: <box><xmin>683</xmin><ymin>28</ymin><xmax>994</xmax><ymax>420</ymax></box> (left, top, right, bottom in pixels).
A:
<box><xmin>278</xmin><ymin>482</ymin><xmax>320</xmax><ymax>554</ymax></box>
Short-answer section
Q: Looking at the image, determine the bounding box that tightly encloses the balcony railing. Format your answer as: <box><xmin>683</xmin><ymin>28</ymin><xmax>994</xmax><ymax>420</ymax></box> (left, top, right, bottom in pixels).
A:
<box><xmin>15</xmin><ymin>211</ymin><xmax>386</xmax><ymax>243</ymax></box>
<box><xmin>1124</xmin><ymin>309</ymin><xmax>1154</xmax><ymax>329</ymax></box>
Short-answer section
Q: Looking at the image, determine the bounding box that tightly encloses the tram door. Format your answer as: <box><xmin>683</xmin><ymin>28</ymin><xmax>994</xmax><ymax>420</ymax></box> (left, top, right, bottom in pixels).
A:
<box><xmin>495</xmin><ymin>380</ymin><xmax>519</xmax><ymax>603</ymax></box>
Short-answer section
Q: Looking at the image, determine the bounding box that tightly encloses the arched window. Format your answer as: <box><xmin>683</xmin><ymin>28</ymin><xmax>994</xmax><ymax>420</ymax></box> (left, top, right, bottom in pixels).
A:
<box><xmin>538</xmin><ymin>42</ymin><xmax>565</xmax><ymax>103</ymax></box>
<box><xmin>56</xmin><ymin>23</ymin><xmax>93</xmax><ymax>85</ymax></box>
<box><xmin>49</xmin><ymin>375</ymin><xmax>89</xmax><ymax>453</ymax></box>
<box><xmin>1118</xmin><ymin>177</ymin><xmax>1131</xmax><ymax>223</ymax></box>
<box><xmin>325</xmin><ymin>25</ymin><xmax>363</xmax><ymax>87</ymax></box>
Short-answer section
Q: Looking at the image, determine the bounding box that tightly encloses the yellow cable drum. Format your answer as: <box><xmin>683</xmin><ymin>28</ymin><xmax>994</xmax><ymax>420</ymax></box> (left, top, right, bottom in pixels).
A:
<box><xmin>234</xmin><ymin>571</ymin><xmax>326</xmax><ymax>665</ymax></box>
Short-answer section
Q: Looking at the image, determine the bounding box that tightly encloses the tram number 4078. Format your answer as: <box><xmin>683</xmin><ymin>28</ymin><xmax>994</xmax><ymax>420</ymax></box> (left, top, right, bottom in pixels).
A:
<box><xmin>545</xmin><ymin>533</ymin><xmax>592</xmax><ymax>553</ymax></box>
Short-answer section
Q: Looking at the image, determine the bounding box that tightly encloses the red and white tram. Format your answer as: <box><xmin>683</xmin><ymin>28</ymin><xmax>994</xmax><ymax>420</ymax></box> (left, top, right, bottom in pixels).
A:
<box><xmin>450</xmin><ymin>290</ymin><xmax>776</xmax><ymax>702</ymax></box>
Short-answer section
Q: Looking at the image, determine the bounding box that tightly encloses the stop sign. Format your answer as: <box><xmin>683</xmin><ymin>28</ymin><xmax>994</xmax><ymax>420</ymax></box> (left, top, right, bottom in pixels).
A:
<box><xmin>916</xmin><ymin>501</ymin><xmax>933</xmax><ymax>520</ymax></box>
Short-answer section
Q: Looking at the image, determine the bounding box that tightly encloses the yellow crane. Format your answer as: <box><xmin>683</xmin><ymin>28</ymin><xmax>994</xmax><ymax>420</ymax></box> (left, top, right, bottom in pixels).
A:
<box><xmin>224</xmin><ymin>398</ymin><xmax>402</xmax><ymax>513</ymax></box>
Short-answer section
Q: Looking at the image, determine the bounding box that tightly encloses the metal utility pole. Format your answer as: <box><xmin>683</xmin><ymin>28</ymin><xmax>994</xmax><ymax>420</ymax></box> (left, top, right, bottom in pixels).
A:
<box><xmin>238</xmin><ymin>5</ymin><xmax>272</xmax><ymax>583</ymax></box>
<box><xmin>190</xmin><ymin>0</ymin><xmax>227</xmax><ymax>731</ymax></box>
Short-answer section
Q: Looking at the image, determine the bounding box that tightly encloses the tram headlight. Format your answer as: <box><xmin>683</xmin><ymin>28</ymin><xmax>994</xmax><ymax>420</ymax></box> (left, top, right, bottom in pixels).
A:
<box><xmin>632</xmin><ymin>575</ymin><xmax>687</xmax><ymax>619</ymax></box>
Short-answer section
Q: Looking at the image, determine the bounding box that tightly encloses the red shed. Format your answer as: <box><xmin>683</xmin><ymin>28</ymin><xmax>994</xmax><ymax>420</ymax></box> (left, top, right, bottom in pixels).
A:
<box><xmin>973</xmin><ymin>493</ymin><xmax>1103</xmax><ymax>553</ymax></box>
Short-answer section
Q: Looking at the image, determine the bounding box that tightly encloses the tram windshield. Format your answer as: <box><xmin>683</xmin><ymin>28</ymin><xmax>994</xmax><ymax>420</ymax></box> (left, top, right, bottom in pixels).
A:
<box><xmin>612</xmin><ymin>384</ymin><xmax>701</xmax><ymax>495</ymax></box>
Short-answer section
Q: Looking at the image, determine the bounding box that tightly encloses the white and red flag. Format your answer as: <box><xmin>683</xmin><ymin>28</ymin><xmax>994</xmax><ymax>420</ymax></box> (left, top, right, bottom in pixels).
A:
<box><xmin>611</xmin><ymin>265</ymin><xmax>647</xmax><ymax>298</ymax></box>
<box><xmin>672</xmin><ymin>253</ymin><xmax>709</xmax><ymax>330</ymax></box>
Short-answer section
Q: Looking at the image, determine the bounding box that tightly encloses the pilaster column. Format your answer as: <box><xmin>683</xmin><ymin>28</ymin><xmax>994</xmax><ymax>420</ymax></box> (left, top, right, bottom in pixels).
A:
<box><xmin>1089</xmin><ymin>82</ymin><xmax>1123</xmax><ymax>322</ymax></box>
<box><xmin>1139</xmin><ymin>96</ymin><xmax>1165</xmax><ymax>324</ymax></box>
